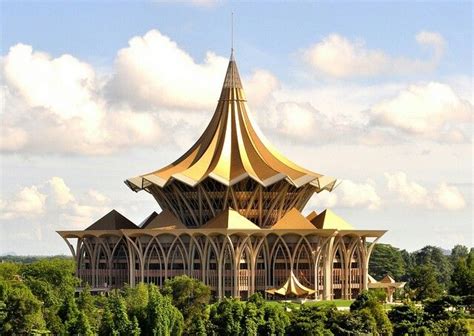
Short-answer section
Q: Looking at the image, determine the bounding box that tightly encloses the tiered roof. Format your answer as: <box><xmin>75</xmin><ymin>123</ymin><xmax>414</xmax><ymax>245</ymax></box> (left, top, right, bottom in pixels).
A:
<box><xmin>125</xmin><ymin>53</ymin><xmax>336</xmax><ymax>192</ymax></box>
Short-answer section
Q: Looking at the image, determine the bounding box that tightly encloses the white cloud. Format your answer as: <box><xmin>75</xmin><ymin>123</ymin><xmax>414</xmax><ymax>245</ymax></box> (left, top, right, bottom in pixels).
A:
<box><xmin>370</xmin><ymin>82</ymin><xmax>472</xmax><ymax>142</ymax></box>
<box><xmin>385</xmin><ymin>171</ymin><xmax>466</xmax><ymax>210</ymax></box>
<box><xmin>310</xmin><ymin>179</ymin><xmax>381</xmax><ymax>210</ymax></box>
<box><xmin>302</xmin><ymin>31</ymin><xmax>445</xmax><ymax>78</ymax></box>
<box><xmin>1</xmin><ymin>43</ymin><xmax>162</xmax><ymax>155</ymax></box>
<box><xmin>0</xmin><ymin>177</ymin><xmax>110</xmax><ymax>228</ymax></box>
<box><xmin>385</xmin><ymin>171</ymin><xmax>429</xmax><ymax>207</ymax></box>
<box><xmin>109</xmin><ymin>30</ymin><xmax>228</xmax><ymax>110</ymax></box>
<box><xmin>0</xmin><ymin>185</ymin><xmax>47</xmax><ymax>219</ymax></box>
<box><xmin>433</xmin><ymin>183</ymin><xmax>466</xmax><ymax>211</ymax></box>
<box><xmin>49</xmin><ymin>177</ymin><xmax>75</xmax><ymax>206</ymax></box>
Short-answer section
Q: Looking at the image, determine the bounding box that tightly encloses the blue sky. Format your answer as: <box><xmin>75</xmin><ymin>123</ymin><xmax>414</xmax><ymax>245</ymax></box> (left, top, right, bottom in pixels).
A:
<box><xmin>1</xmin><ymin>1</ymin><xmax>472</xmax><ymax>255</ymax></box>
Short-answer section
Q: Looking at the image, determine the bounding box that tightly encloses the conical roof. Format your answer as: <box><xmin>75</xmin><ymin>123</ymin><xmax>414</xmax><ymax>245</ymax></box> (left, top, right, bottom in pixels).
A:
<box><xmin>141</xmin><ymin>209</ymin><xmax>187</xmax><ymax>230</ymax></box>
<box><xmin>310</xmin><ymin>209</ymin><xmax>354</xmax><ymax>230</ymax></box>
<box><xmin>126</xmin><ymin>54</ymin><xmax>337</xmax><ymax>192</ymax></box>
<box><xmin>265</xmin><ymin>270</ymin><xmax>315</xmax><ymax>297</ymax></box>
<box><xmin>200</xmin><ymin>208</ymin><xmax>261</xmax><ymax>230</ymax></box>
<box><xmin>272</xmin><ymin>208</ymin><xmax>317</xmax><ymax>230</ymax></box>
<box><xmin>85</xmin><ymin>209</ymin><xmax>138</xmax><ymax>230</ymax></box>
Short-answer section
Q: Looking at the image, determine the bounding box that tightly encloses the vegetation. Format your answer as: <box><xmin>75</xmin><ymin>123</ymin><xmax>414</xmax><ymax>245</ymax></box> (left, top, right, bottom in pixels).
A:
<box><xmin>0</xmin><ymin>244</ymin><xmax>472</xmax><ymax>335</ymax></box>
<box><xmin>369</xmin><ymin>244</ymin><xmax>474</xmax><ymax>301</ymax></box>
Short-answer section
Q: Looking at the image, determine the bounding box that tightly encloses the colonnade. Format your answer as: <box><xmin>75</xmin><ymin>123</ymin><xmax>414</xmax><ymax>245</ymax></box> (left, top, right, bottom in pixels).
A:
<box><xmin>62</xmin><ymin>231</ymin><xmax>379</xmax><ymax>300</ymax></box>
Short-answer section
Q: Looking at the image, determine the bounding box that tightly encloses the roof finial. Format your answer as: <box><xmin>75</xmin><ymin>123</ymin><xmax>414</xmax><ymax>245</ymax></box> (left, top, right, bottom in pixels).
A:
<box><xmin>231</xmin><ymin>12</ymin><xmax>234</xmax><ymax>60</ymax></box>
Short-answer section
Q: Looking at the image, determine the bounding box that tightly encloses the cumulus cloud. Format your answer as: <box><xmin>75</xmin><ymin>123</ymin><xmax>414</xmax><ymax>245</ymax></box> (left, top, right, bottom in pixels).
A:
<box><xmin>0</xmin><ymin>186</ymin><xmax>47</xmax><ymax>219</ymax></box>
<box><xmin>302</xmin><ymin>31</ymin><xmax>445</xmax><ymax>78</ymax></box>
<box><xmin>369</xmin><ymin>82</ymin><xmax>473</xmax><ymax>142</ymax></box>
<box><xmin>109</xmin><ymin>30</ymin><xmax>228</xmax><ymax>110</ymax></box>
<box><xmin>1</xmin><ymin>44</ymin><xmax>162</xmax><ymax>155</ymax></box>
<box><xmin>1</xmin><ymin>30</ymin><xmax>280</xmax><ymax>155</ymax></box>
<box><xmin>0</xmin><ymin>177</ymin><xmax>109</xmax><ymax>227</ymax></box>
<box><xmin>385</xmin><ymin>171</ymin><xmax>466</xmax><ymax>210</ymax></box>
<box><xmin>310</xmin><ymin>179</ymin><xmax>382</xmax><ymax>210</ymax></box>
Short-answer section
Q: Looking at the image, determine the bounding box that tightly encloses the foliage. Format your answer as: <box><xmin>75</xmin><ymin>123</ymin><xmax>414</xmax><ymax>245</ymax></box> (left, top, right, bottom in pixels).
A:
<box><xmin>408</xmin><ymin>264</ymin><xmax>443</xmax><ymax>301</ymax></box>
<box><xmin>350</xmin><ymin>291</ymin><xmax>393</xmax><ymax>335</ymax></box>
<box><xmin>162</xmin><ymin>274</ymin><xmax>211</xmax><ymax>334</ymax></box>
<box><xmin>286</xmin><ymin>304</ymin><xmax>334</xmax><ymax>336</ymax></box>
<box><xmin>146</xmin><ymin>283</ymin><xmax>184</xmax><ymax>336</ymax></box>
<box><xmin>388</xmin><ymin>303</ymin><xmax>424</xmax><ymax>336</ymax></box>
<box><xmin>411</xmin><ymin>246</ymin><xmax>452</xmax><ymax>288</ymax></box>
<box><xmin>369</xmin><ymin>244</ymin><xmax>407</xmax><ymax>280</ymax></box>
<box><xmin>0</xmin><ymin>281</ymin><xmax>46</xmax><ymax>335</ymax></box>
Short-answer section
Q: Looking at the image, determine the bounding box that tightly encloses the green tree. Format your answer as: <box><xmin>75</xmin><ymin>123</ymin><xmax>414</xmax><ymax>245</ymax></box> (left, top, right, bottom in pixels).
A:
<box><xmin>350</xmin><ymin>291</ymin><xmax>392</xmax><ymax>335</ymax></box>
<box><xmin>162</xmin><ymin>274</ymin><xmax>211</xmax><ymax>333</ymax></box>
<box><xmin>388</xmin><ymin>303</ymin><xmax>424</xmax><ymax>336</ymax></box>
<box><xmin>408</xmin><ymin>264</ymin><xmax>443</xmax><ymax>301</ymax></box>
<box><xmin>77</xmin><ymin>285</ymin><xmax>101</xmax><ymax>332</ymax></box>
<box><xmin>1</xmin><ymin>282</ymin><xmax>46</xmax><ymax>335</ymax></box>
<box><xmin>449</xmin><ymin>257</ymin><xmax>473</xmax><ymax>296</ymax></box>
<box><xmin>412</xmin><ymin>246</ymin><xmax>452</xmax><ymax>289</ymax></box>
<box><xmin>328</xmin><ymin>309</ymin><xmax>376</xmax><ymax>336</ymax></box>
<box><xmin>369</xmin><ymin>244</ymin><xmax>406</xmax><ymax>280</ymax></box>
<box><xmin>287</xmin><ymin>304</ymin><xmax>334</xmax><ymax>336</ymax></box>
<box><xmin>247</xmin><ymin>293</ymin><xmax>290</xmax><ymax>336</ymax></box>
<box><xmin>122</xmin><ymin>282</ymin><xmax>149</xmax><ymax>331</ymax></box>
<box><xmin>450</xmin><ymin>245</ymin><xmax>469</xmax><ymax>262</ymax></box>
<box><xmin>209</xmin><ymin>298</ymin><xmax>244</xmax><ymax>335</ymax></box>
<box><xmin>146</xmin><ymin>284</ymin><xmax>184</xmax><ymax>336</ymax></box>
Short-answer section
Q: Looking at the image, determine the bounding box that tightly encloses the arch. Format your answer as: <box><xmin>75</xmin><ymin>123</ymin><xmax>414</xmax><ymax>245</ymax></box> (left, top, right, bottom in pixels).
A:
<box><xmin>221</xmin><ymin>242</ymin><xmax>235</xmax><ymax>298</ymax></box>
<box><xmin>253</xmin><ymin>238</ymin><xmax>269</xmax><ymax>296</ymax></box>
<box><xmin>204</xmin><ymin>238</ymin><xmax>219</xmax><ymax>295</ymax></box>
<box><xmin>270</xmin><ymin>239</ymin><xmax>291</xmax><ymax>287</ymax></box>
<box><xmin>111</xmin><ymin>240</ymin><xmax>129</xmax><ymax>288</ymax></box>
<box><xmin>294</xmin><ymin>239</ymin><xmax>314</xmax><ymax>289</ymax></box>
<box><xmin>331</xmin><ymin>241</ymin><xmax>346</xmax><ymax>299</ymax></box>
<box><xmin>144</xmin><ymin>239</ymin><xmax>165</xmax><ymax>286</ymax></box>
<box><xmin>237</xmin><ymin>243</ymin><xmax>252</xmax><ymax>299</ymax></box>
<box><xmin>167</xmin><ymin>236</ymin><xmax>188</xmax><ymax>278</ymax></box>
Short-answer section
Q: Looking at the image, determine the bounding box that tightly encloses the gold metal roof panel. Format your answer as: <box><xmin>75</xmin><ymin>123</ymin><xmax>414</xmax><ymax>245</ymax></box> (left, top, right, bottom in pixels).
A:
<box><xmin>126</xmin><ymin>53</ymin><xmax>337</xmax><ymax>191</ymax></box>
<box><xmin>272</xmin><ymin>208</ymin><xmax>317</xmax><ymax>230</ymax></box>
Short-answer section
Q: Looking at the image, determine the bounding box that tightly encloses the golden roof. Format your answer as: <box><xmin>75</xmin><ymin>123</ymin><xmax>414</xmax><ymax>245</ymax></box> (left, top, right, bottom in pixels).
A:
<box><xmin>141</xmin><ymin>209</ymin><xmax>187</xmax><ymax>230</ymax></box>
<box><xmin>126</xmin><ymin>53</ymin><xmax>337</xmax><ymax>191</ymax></box>
<box><xmin>200</xmin><ymin>208</ymin><xmax>261</xmax><ymax>230</ymax></box>
<box><xmin>266</xmin><ymin>270</ymin><xmax>315</xmax><ymax>297</ymax></box>
<box><xmin>310</xmin><ymin>209</ymin><xmax>355</xmax><ymax>230</ymax></box>
<box><xmin>272</xmin><ymin>208</ymin><xmax>317</xmax><ymax>230</ymax></box>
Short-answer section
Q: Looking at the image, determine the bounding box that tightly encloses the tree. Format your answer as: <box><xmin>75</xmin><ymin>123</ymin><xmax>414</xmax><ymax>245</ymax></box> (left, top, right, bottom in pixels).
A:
<box><xmin>412</xmin><ymin>246</ymin><xmax>452</xmax><ymax>289</ymax></box>
<box><xmin>369</xmin><ymin>244</ymin><xmax>406</xmax><ymax>280</ymax></box>
<box><xmin>1</xmin><ymin>282</ymin><xmax>46</xmax><ymax>335</ymax></box>
<box><xmin>209</xmin><ymin>298</ymin><xmax>244</xmax><ymax>335</ymax></box>
<box><xmin>146</xmin><ymin>284</ymin><xmax>184</xmax><ymax>336</ymax></box>
<box><xmin>98</xmin><ymin>291</ymin><xmax>140</xmax><ymax>336</ymax></box>
<box><xmin>388</xmin><ymin>303</ymin><xmax>424</xmax><ymax>336</ymax></box>
<box><xmin>450</xmin><ymin>245</ymin><xmax>469</xmax><ymax>262</ymax></box>
<box><xmin>122</xmin><ymin>282</ymin><xmax>149</xmax><ymax>331</ymax></box>
<box><xmin>449</xmin><ymin>257</ymin><xmax>473</xmax><ymax>296</ymax></box>
<box><xmin>162</xmin><ymin>275</ymin><xmax>211</xmax><ymax>323</ymax></box>
<box><xmin>408</xmin><ymin>264</ymin><xmax>443</xmax><ymax>301</ymax></box>
<box><xmin>350</xmin><ymin>291</ymin><xmax>392</xmax><ymax>335</ymax></box>
<box><xmin>77</xmin><ymin>285</ymin><xmax>101</xmax><ymax>333</ymax></box>
<box><xmin>328</xmin><ymin>309</ymin><xmax>376</xmax><ymax>336</ymax></box>
<box><xmin>287</xmin><ymin>304</ymin><xmax>334</xmax><ymax>336</ymax></box>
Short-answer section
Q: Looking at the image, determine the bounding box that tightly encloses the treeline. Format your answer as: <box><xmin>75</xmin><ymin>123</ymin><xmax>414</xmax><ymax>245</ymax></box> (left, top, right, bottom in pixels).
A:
<box><xmin>369</xmin><ymin>244</ymin><xmax>473</xmax><ymax>300</ymax></box>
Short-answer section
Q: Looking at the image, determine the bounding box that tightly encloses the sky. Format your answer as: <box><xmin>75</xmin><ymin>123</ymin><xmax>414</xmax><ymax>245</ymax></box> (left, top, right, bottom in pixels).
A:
<box><xmin>0</xmin><ymin>1</ymin><xmax>472</xmax><ymax>255</ymax></box>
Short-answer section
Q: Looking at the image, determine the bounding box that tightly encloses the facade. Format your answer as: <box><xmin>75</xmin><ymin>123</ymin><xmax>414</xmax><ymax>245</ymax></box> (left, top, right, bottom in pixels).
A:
<box><xmin>58</xmin><ymin>53</ymin><xmax>385</xmax><ymax>300</ymax></box>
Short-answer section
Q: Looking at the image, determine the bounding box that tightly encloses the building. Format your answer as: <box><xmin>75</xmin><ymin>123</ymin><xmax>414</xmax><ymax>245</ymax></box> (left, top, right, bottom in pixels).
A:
<box><xmin>57</xmin><ymin>52</ymin><xmax>386</xmax><ymax>300</ymax></box>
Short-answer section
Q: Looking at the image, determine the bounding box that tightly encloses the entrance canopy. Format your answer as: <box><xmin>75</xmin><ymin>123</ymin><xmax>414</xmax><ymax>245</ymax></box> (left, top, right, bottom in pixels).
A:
<box><xmin>266</xmin><ymin>270</ymin><xmax>315</xmax><ymax>297</ymax></box>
